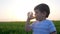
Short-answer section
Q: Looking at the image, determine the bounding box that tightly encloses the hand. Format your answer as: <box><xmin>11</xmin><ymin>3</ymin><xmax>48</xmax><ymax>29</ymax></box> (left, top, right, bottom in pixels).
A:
<box><xmin>27</xmin><ymin>12</ymin><xmax>35</xmax><ymax>20</ymax></box>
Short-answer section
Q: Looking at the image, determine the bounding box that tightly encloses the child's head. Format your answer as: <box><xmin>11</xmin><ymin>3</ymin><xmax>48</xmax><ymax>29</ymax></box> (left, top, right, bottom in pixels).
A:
<box><xmin>34</xmin><ymin>3</ymin><xmax>50</xmax><ymax>21</ymax></box>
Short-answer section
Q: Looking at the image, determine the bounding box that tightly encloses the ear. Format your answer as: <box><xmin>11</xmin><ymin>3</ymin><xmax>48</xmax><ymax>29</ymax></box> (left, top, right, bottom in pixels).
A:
<box><xmin>42</xmin><ymin>11</ymin><xmax>47</xmax><ymax>17</ymax></box>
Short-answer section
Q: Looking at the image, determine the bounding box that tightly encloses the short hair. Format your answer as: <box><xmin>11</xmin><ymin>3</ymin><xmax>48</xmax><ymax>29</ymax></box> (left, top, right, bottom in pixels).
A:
<box><xmin>34</xmin><ymin>3</ymin><xmax>50</xmax><ymax>18</ymax></box>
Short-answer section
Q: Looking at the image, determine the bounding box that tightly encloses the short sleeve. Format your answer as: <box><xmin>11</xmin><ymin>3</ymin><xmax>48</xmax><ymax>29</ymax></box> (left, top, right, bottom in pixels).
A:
<box><xmin>49</xmin><ymin>21</ymin><xmax>56</xmax><ymax>33</ymax></box>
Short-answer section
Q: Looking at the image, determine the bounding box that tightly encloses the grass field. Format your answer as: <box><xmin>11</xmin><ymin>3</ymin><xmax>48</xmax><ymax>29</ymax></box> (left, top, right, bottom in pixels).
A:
<box><xmin>0</xmin><ymin>21</ymin><xmax>60</xmax><ymax>34</ymax></box>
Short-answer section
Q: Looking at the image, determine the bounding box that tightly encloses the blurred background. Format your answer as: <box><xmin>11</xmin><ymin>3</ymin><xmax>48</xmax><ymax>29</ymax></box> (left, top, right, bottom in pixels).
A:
<box><xmin>0</xmin><ymin>0</ymin><xmax>60</xmax><ymax>21</ymax></box>
<box><xmin>0</xmin><ymin>0</ymin><xmax>60</xmax><ymax>34</ymax></box>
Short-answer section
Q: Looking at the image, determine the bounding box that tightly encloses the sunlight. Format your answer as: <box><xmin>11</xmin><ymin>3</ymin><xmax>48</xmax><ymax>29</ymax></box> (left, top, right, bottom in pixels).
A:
<box><xmin>0</xmin><ymin>0</ymin><xmax>60</xmax><ymax>21</ymax></box>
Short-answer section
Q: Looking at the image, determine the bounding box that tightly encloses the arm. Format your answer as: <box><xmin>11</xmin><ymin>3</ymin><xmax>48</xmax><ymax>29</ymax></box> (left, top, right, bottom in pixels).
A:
<box><xmin>25</xmin><ymin>12</ymin><xmax>34</xmax><ymax>32</ymax></box>
<box><xmin>25</xmin><ymin>19</ymin><xmax>31</xmax><ymax>32</ymax></box>
<box><xmin>50</xmin><ymin>31</ymin><xmax>57</xmax><ymax>34</ymax></box>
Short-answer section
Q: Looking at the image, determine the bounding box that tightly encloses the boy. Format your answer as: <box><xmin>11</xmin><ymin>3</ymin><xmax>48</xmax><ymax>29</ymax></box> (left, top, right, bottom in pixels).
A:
<box><xmin>25</xmin><ymin>3</ymin><xmax>57</xmax><ymax>34</ymax></box>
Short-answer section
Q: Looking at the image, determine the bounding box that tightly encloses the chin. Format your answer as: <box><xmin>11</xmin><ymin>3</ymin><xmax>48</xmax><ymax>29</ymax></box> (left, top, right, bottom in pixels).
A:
<box><xmin>36</xmin><ymin>18</ymin><xmax>41</xmax><ymax>21</ymax></box>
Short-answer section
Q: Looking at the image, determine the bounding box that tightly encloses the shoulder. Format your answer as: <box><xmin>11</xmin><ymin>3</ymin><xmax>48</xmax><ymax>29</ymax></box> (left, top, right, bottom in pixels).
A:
<box><xmin>43</xmin><ymin>19</ymin><xmax>54</xmax><ymax>26</ymax></box>
<box><xmin>45</xmin><ymin>19</ymin><xmax>53</xmax><ymax>24</ymax></box>
<box><xmin>46</xmin><ymin>19</ymin><xmax>55</xmax><ymax>28</ymax></box>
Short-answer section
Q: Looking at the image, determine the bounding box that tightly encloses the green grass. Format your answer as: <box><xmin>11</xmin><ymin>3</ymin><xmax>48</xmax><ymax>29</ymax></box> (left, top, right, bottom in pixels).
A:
<box><xmin>53</xmin><ymin>21</ymin><xmax>60</xmax><ymax>34</ymax></box>
<box><xmin>0</xmin><ymin>21</ymin><xmax>60</xmax><ymax>34</ymax></box>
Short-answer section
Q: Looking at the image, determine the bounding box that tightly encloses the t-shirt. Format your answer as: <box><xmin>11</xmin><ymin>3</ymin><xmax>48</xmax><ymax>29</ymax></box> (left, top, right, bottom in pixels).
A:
<box><xmin>30</xmin><ymin>19</ymin><xmax>56</xmax><ymax>34</ymax></box>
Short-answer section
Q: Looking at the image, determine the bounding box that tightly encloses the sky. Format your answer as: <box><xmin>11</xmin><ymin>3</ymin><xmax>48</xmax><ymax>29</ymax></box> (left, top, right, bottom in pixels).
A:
<box><xmin>0</xmin><ymin>0</ymin><xmax>60</xmax><ymax>21</ymax></box>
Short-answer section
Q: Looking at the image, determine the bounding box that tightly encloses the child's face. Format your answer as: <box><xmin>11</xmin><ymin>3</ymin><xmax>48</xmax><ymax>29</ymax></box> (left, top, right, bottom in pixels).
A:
<box><xmin>34</xmin><ymin>9</ymin><xmax>46</xmax><ymax>21</ymax></box>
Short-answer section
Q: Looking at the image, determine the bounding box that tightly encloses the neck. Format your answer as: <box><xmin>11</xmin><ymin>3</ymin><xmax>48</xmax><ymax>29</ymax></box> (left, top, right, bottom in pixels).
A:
<box><xmin>37</xmin><ymin>17</ymin><xmax>46</xmax><ymax>21</ymax></box>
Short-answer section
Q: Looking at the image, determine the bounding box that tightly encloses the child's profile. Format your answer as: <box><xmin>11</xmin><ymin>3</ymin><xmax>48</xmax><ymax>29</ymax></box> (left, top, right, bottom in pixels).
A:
<box><xmin>25</xmin><ymin>3</ymin><xmax>57</xmax><ymax>34</ymax></box>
